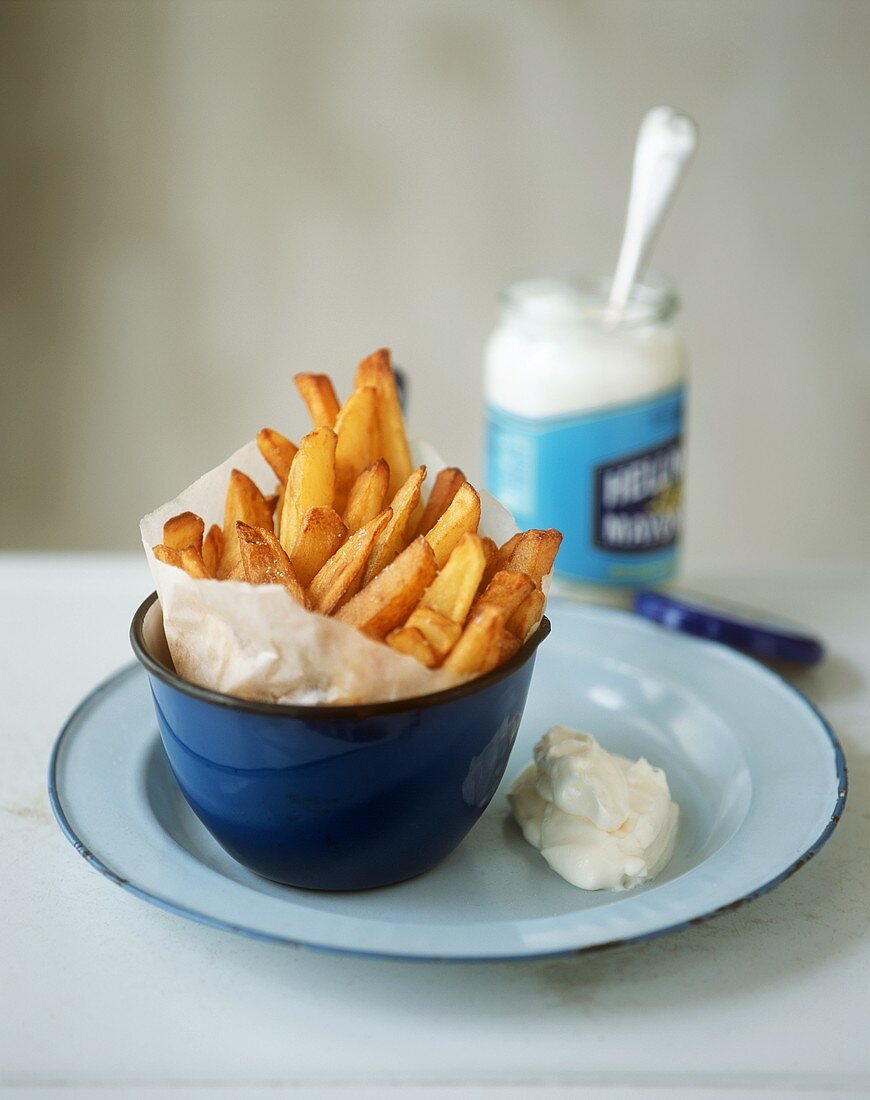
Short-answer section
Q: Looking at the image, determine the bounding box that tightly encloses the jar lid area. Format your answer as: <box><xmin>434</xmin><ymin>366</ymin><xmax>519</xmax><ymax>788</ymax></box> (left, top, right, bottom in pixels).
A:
<box><xmin>501</xmin><ymin>274</ymin><xmax>678</xmax><ymax>330</ymax></box>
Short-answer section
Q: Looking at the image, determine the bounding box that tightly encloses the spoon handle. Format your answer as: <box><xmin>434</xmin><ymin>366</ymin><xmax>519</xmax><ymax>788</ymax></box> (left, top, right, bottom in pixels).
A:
<box><xmin>607</xmin><ymin>107</ymin><xmax>699</xmax><ymax>319</ymax></box>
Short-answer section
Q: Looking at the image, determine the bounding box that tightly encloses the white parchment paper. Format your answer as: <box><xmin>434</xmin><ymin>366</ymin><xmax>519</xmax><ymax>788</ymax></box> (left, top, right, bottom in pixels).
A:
<box><xmin>140</xmin><ymin>440</ymin><xmax>520</xmax><ymax>705</ymax></box>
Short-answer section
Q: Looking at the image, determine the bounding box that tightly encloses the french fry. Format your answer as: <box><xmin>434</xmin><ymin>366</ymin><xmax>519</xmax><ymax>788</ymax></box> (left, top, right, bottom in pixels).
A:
<box><xmin>424</xmin><ymin>482</ymin><xmax>480</xmax><ymax>568</ymax></box>
<box><xmin>401</xmin><ymin>532</ymin><xmax>485</xmax><ymax>661</ymax></box>
<box><xmin>294</xmin><ymin>373</ymin><xmax>340</xmax><ymax>429</ymax></box>
<box><xmin>413</xmin><ymin>533</ymin><xmax>484</xmax><ymax>621</ymax></box>
<box><xmin>218</xmin><ymin>469</ymin><xmax>276</xmax><ymax>578</ymax></box>
<box><xmin>402</xmin><ymin>606</ymin><xmax>461</xmax><ymax>660</ymax></box>
<box><xmin>335</xmin><ymin>537</ymin><xmax>437</xmax><ymax>640</ymax></box>
<box><xmin>290</xmin><ymin>507</ymin><xmax>347</xmax><ymax>588</ymax></box>
<box><xmin>236</xmin><ymin>522</ymin><xmax>307</xmax><ymax>605</ymax></box>
<box><xmin>495</xmin><ymin>628</ymin><xmax>522</xmax><ymax>664</ymax></box>
<box><xmin>486</xmin><ymin>529</ymin><xmax>562</xmax><ymax>588</ymax></box>
<box><xmin>307</xmin><ymin>508</ymin><xmax>391</xmax><ymax>615</ymax></box>
<box><xmin>343</xmin><ymin>458</ymin><xmax>390</xmax><ymax>533</ymax></box>
<box><xmin>442</xmin><ymin>605</ymin><xmax>506</xmax><ymax>676</ymax></box>
<box><xmin>257</xmin><ymin>428</ymin><xmax>297</xmax><ymax>484</ymax></box>
<box><xmin>163</xmin><ymin>511</ymin><xmax>204</xmax><ymax>553</ymax></box>
<box><xmin>416</xmin><ymin>467</ymin><xmax>465</xmax><ymax>537</ymax></box>
<box><xmin>274</xmin><ymin>481</ymin><xmax>286</xmax><ymax>529</ymax></box>
<box><xmin>278</xmin><ymin>427</ymin><xmax>336</xmax><ymax>558</ymax></box>
<box><xmin>201</xmin><ymin>524</ymin><xmax>223</xmax><ymax>577</ymax></box>
<box><xmin>480</xmin><ymin>536</ymin><xmax>498</xmax><ymax>574</ymax></box>
<box><xmin>472</xmin><ymin>570</ymin><xmax>535</xmax><ymax>621</ymax></box>
<box><xmin>355</xmin><ymin>348</ymin><xmax>412</xmax><ymax>498</ymax></box>
<box><xmin>507</xmin><ymin>588</ymin><xmax>546</xmax><ymax>640</ymax></box>
<box><xmin>361</xmin><ymin>465</ymin><xmax>426</xmax><ymax>584</ymax></box>
<box><xmin>334</xmin><ymin>385</ymin><xmax>379</xmax><ymax>513</ymax></box>
<box><xmin>153</xmin><ymin>543</ymin><xmax>211</xmax><ymax>581</ymax></box>
<box><xmin>386</xmin><ymin>626</ymin><xmax>437</xmax><ymax>668</ymax></box>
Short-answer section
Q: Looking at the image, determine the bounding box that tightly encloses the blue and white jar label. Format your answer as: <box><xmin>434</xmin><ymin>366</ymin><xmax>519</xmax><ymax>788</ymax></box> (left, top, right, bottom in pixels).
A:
<box><xmin>486</xmin><ymin>387</ymin><xmax>684</xmax><ymax>585</ymax></box>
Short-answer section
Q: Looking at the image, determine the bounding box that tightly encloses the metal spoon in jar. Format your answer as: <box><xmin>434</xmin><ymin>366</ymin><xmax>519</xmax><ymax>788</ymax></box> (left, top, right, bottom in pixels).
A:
<box><xmin>605</xmin><ymin>106</ymin><xmax>699</xmax><ymax>325</ymax></box>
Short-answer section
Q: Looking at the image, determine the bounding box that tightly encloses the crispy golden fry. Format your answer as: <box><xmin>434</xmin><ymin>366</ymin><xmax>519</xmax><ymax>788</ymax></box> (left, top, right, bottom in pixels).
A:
<box><xmin>486</xmin><ymin>529</ymin><xmax>562</xmax><ymax>589</ymax></box>
<box><xmin>218</xmin><ymin>469</ymin><xmax>276</xmax><ymax>578</ymax></box>
<box><xmin>400</xmin><ymin>533</ymin><xmax>484</xmax><ymax>661</ymax></box>
<box><xmin>355</xmin><ymin>348</ymin><xmax>412</xmax><ymax>499</ymax></box>
<box><xmin>294</xmin><ymin>373</ymin><xmax>340</xmax><ymax>429</ymax></box>
<box><xmin>273</xmin><ymin>481</ymin><xmax>286</xmax><ymax>528</ymax></box>
<box><xmin>236</xmin><ymin>522</ymin><xmax>307</xmax><ymax>604</ymax></box>
<box><xmin>201</xmin><ymin>524</ymin><xmax>223</xmax><ymax>577</ymax></box>
<box><xmin>507</xmin><ymin>587</ymin><xmax>546</xmax><ymax>640</ymax></box>
<box><xmin>342</xmin><ymin>458</ymin><xmax>390</xmax><ymax>533</ymax></box>
<box><xmin>290</xmin><ymin>507</ymin><xmax>347</xmax><ymax>588</ymax></box>
<box><xmin>495</xmin><ymin>628</ymin><xmax>522</xmax><ymax>664</ymax></box>
<box><xmin>334</xmin><ymin>385</ymin><xmax>379</xmax><ymax>513</ymax></box>
<box><xmin>480</xmin><ymin>536</ymin><xmax>498</xmax><ymax>574</ymax></box>
<box><xmin>362</xmin><ymin>466</ymin><xmax>426</xmax><ymax>584</ymax></box>
<box><xmin>257</xmin><ymin>428</ymin><xmax>297</xmax><ymax>484</ymax></box>
<box><xmin>442</xmin><ymin>605</ymin><xmax>506</xmax><ymax>676</ymax></box>
<box><xmin>278</xmin><ymin>427</ymin><xmax>336</xmax><ymax>558</ymax></box>
<box><xmin>404</xmin><ymin>606</ymin><xmax>462</xmax><ymax>660</ymax></box>
<box><xmin>163</xmin><ymin>511</ymin><xmax>205</xmax><ymax>553</ymax></box>
<box><xmin>416</xmin><ymin>467</ymin><xmax>465</xmax><ymax>538</ymax></box>
<box><xmin>414</xmin><ymin>533</ymin><xmax>484</xmax><ymax>621</ymax></box>
<box><xmin>472</xmin><ymin>570</ymin><xmax>535</xmax><ymax>621</ymax></box>
<box><xmin>424</xmin><ymin>482</ymin><xmax>481</xmax><ymax>569</ymax></box>
<box><xmin>386</xmin><ymin>625</ymin><xmax>437</xmax><ymax>668</ymax></box>
<box><xmin>153</xmin><ymin>543</ymin><xmax>211</xmax><ymax>580</ymax></box>
<box><xmin>335</xmin><ymin>537</ymin><xmax>437</xmax><ymax>640</ymax></box>
<box><xmin>307</xmin><ymin>508</ymin><xmax>391</xmax><ymax>615</ymax></box>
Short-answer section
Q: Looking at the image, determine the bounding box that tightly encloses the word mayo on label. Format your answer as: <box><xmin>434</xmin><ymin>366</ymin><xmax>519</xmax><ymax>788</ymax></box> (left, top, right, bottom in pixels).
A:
<box><xmin>508</xmin><ymin>726</ymin><xmax>679</xmax><ymax>891</ymax></box>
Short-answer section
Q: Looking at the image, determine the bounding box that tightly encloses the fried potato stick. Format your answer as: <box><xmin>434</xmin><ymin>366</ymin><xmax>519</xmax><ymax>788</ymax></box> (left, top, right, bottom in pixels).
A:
<box><xmin>424</xmin><ymin>482</ymin><xmax>480</xmax><ymax>568</ymax></box>
<box><xmin>290</xmin><ymin>506</ymin><xmax>347</xmax><ymax>588</ymax></box>
<box><xmin>335</xmin><ymin>537</ymin><xmax>437</xmax><ymax>640</ymax></box>
<box><xmin>355</xmin><ymin>348</ymin><xmax>412</xmax><ymax>499</ymax></box>
<box><xmin>334</xmin><ymin>385</ymin><xmax>379</xmax><ymax>514</ymax></box>
<box><xmin>416</xmin><ymin>467</ymin><xmax>465</xmax><ymax>538</ymax></box>
<box><xmin>218</xmin><ymin>469</ymin><xmax>276</xmax><ymax>578</ymax></box>
<box><xmin>507</xmin><ymin>588</ymin><xmax>546</xmax><ymax>640</ymax></box>
<box><xmin>279</xmin><ymin>427</ymin><xmax>336</xmax><ymax>558</ymax></box>
<box><xmin>400</xmin><ymin>532</ymin><xmax>485</xmax><ymax>662</ymax></box>
<box><xmin>162</xmin><ymin>512</ymin><xmax>205</xmax><ymax>554</ymax></box>
<box><xmin>257</xmin><ymin>428</ymin><xmax>297</xmax><ymax>484</ymax></box>
<box><xmin>442</xmin><ymin>605</ymin><xmax>506</xmax><ymax>676</ymax></box>
<box><xmin>294</xmin><ymin>373</ymin><xmax>340</xmax><ymax>429</ymax></box>
<box><xmin>236</xmin><ymin>522</ymin><xmax>307</xmax><ymax>605</ymax></box>
<box><xmin>307</xmin><ymin>508</ymin><xmax>391</xmax><ymax>615</ymax></box>
<box><xmin>201</xmin><ymin>524</ymin><xmax>223</xmax><ymax>577</ymax></box>
<box><xmin>362</xmin><ymin>465</ymin><xmax>426</xmax><ymax>584</ymax></box>
<box><xmin>485</xmin><ymin>529</ymin><xmax>562</xmax><ymax>589</ymax></box>
<box><xmin>343</xmin><ymin>458</ymin><xmax>390</xmax><ymax>533</ymax></box>
<box><xmin>386</xmin><ymin>625</ymin><xmax>437</xmax><ymax>668</ymax></box>
<box><xmin>153</xmin><ymin>543</ymin><xmax>211</xmax><ymax>580</ymax></box>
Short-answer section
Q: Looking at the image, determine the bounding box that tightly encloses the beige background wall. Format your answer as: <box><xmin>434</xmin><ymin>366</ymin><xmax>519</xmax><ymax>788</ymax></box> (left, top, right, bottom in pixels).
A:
<box><xmin>3</xmin><ymin>0</ymin><xmax>868</xmax><ymax>567</ymax></box>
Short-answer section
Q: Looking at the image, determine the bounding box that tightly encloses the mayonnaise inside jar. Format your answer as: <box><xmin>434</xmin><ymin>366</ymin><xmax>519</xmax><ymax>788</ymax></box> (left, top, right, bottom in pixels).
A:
<box><xmin>484</xmin><ymin>275</ymin><xmax>687</xmax><ymax>601</ymax></box>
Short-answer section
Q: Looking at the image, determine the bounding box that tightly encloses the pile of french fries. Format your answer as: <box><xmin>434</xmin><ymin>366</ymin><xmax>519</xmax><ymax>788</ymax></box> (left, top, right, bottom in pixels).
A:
<box><xmin>152</xmin><ymin>349</ymin><xmax>561</xmax><ymax>680</ymax></box>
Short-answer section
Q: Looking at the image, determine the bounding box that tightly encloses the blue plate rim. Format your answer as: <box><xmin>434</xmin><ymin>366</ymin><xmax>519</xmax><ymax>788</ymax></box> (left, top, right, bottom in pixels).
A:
<box><xmin>48</xmin><ymin>627</ymin><xmax>848</xmax><ymax>964</ymax></box>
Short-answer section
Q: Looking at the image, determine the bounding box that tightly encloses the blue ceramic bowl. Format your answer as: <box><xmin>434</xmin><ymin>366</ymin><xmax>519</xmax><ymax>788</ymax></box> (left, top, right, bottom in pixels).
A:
<box><xmin>130</xmin><ymin>593</ymin><xmax>550</xmax><ymax>891</ymax></box>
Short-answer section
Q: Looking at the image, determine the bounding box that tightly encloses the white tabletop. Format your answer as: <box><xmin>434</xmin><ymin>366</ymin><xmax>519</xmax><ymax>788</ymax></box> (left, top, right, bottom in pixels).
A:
<box><xmin>1</xmin><ymin>554</ymin><xmax>867</xmax><ymax>1100</ymax></box>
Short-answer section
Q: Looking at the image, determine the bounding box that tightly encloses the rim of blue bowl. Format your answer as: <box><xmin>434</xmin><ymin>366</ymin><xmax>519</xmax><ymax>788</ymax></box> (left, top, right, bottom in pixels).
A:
<box><xmin>130</xmin><ymin>591</ymin><xmax>551</xmax><ymax>719</ymax></box>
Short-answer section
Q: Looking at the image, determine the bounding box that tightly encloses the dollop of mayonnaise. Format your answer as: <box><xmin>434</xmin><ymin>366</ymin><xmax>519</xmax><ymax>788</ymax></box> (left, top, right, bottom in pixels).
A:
<box><xmin>507</xmin><ymin>726</ymin><xmax>679</xmax><ymax>891</ymax></box>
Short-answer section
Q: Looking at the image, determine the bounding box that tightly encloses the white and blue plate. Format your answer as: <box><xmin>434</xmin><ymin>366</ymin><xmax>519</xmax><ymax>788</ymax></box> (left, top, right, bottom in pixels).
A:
<box><xmin>49</xmin><ymin>599</ymin><xmax>846</xmax><ymax>961</ymax></box>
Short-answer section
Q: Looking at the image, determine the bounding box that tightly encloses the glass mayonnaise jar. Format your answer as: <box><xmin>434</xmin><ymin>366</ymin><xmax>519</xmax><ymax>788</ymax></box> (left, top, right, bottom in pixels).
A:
<box><xmin>484</xmin><ymin>274</ymin><xmax>687</xmax><ymax>598</ymax></box>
